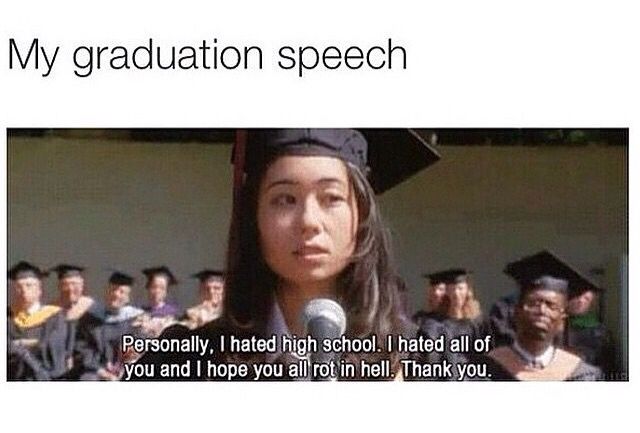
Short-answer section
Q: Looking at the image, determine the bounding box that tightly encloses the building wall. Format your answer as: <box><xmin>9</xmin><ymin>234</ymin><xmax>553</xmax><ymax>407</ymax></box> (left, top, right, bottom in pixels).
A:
<box><xmin>379</xmin><ymin>145</ymin><xmax>627</xmax><ymax>313</ymax></box>
<box><xmin>8</xmin><ymin>136</ymin><xmax>627</xmax><ymax>316</ymax></box>
<box><xmin>8</xmin><ymin>136</ymin><xmax>233</xmax><ymax>307</ymax></box>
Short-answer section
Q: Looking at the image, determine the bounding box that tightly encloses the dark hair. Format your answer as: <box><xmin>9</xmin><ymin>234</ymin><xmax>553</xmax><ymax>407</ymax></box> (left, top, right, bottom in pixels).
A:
<box><xmin>223</xmin><ymin>156</ymin><xmax>412</xmax><ymax>373</ymax></box>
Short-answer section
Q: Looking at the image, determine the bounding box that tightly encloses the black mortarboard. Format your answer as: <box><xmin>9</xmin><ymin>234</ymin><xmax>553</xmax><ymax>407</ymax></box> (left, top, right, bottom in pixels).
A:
<box><xmin>566</xmin><ymin>272</ymin><xmax>602</xmax><ymax>298</ymax></box>
<box><xmin>142</xmin><ymin>266</ymin><xmax>178</xmax><ymax>285</ymax></box>
<box><xmin>109</xmin><ymin>271</ymin><xmax>135</xmax><ymax>286</ymax></box>
<box><xmin>8</xmin><ymin>261</ymin><xmax>48</xmax><ymax>280</ymax></box>
<box><xmin>422</xmin><ymin>268</ymin><xmax>470</xmax><ymax>285</ymax></box>
<box><xmin>235</xmin><ymin>129</ymin><xmax>440</xmax><ymax>195</ymax></box>
<box><xmin>192</xmin><ymin>269</ymin><xmax>224</xmax><ymax>282</ymax></box>
<box><xmin>503</xmin><ymin>250</ymin><xmax>591</xmax><ymax>296</ymax></box>
<box><xmin>50</xmin><ymin>264</ymin><xmax>85</xmax><ymax>279</ymax></box>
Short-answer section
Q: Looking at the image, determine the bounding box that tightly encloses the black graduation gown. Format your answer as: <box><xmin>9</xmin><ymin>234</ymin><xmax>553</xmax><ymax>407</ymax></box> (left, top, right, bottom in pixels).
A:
<box><xmin>416</xmin><ymin>314</ymin><xmax>490</xmax><ymax>380</ymax></box>
<box><xmin>487</xmin><ymin>294</ymin><xmax>518</xmax><ymax>348</ymax></box>
<box><xmin>478</xmin><ymin>348</ymin><xmax>603</xmax><ymax>381</ymax></box>
<box><xmin>413</xmin><ymin>310</ymin><xmax>444</xmax><ymax>329</ymax></box>
<box><xmin>8</xmin><ymin>310</ymin><xmax>68</xmax><ymax>380</ymax></box>
<box><xmin>565</xmin><ymin>322</ymin><xmax>615</xmax><ymax>377</ymax></box>
<box><xmin>60</xmin><ymin>317</ymin><xmax>87</xmax><ymax>380</ymax></box>
<box><xmin>418</xmin><ymin>314</ymin><xmax>488</xmax><ymax>351</ymax></box>
<box><xmin>126</xmin><ymin>319</ymin><xmax>259</xmax><ymax>381</ymax></box>
<box><xmin>75</xmin><ymin>307</ymin><xmax>142</xmax><ymax>380</ymax></box>
<box><xmin>60</xmin><ymin>301</ymin><xmax>98</xmax><ymax>379</ymax></box>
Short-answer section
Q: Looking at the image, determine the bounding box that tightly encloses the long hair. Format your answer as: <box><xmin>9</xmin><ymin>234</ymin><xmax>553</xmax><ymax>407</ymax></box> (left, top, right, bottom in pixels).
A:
<box><xmin>440</xmin><ymin>279</ymin><xmax>482</xmax><ymax>320</ymax></box>
<box><xmin>223</xmin><ymin>156</ymin><xmax>411</xmax><ymax>369</ymax></box>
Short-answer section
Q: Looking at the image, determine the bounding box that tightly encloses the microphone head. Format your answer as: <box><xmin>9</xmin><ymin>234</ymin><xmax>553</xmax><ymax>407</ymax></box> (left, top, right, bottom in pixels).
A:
<box><xmin>302</xmin><ymin>298</ymin><xmax>347</xmax><ymax>336</ymax></box>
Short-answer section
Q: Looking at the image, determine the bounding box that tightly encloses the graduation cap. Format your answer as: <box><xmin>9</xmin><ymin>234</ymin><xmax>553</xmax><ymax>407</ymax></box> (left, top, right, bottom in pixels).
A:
<box><xmin>192</xmin><ymin>269</ymin><xmax>224</xmax><ymax>283</ymax></box>
<box><xmin>503</xmin><ymin>250</ymin><xmax>597</xmax><ymax>296</ymax></box>
<box><xmin>8</xmin><ymin>261</ymin><xmax>48</xmax><ymax>280</ymax></box>
<box><xmin>567</xmin><ymin>271</ymin><xmax>602</xmax><ymax>298</ymax></box>
<box><xmin>50</xmin><ymin>264</ymin><xmax>85</xmax><ymax>279</ymax></box>
<box><xmin>109</xmin><ymin>271</ymin><xmax>135</xmax><ymax>286</ymax></box>
<box><xmin>234</xmin><ymin>128</ymin><xmax>440</xmax><ymax>195</ymax></box>
<box><xmin>142</xmin><ymin>266</ymin><xmax>178</xmax><ymax>285</ymax></box>
<box><xmin>422</xmin><ymin>268</ymin><xmax>470</xmax><ymax>285</ymax></box>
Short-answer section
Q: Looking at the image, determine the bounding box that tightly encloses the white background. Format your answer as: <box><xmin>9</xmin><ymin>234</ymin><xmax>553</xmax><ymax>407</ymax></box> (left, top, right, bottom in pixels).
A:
<box><xmin>0</xmin><ymin>1</ymin><xmax>637</xmax><ymax>432</ymax></box>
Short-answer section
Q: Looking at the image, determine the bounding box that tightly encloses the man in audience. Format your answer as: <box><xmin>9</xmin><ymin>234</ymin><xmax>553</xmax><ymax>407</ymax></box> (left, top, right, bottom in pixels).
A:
<box><xmin>51</xmin><ymin>264</ymin><xmax>95</xmax><ymax>378</ymax></box>
<box><xmin>482</xmin><ymin>251</ymin><xmax>602</xmax><ymax>381</ymax></box>
<box><xmin>8</xmin><ymin>261</ymin><xmax>68</xmax><ymax>380</ymax></box>
<box><xmin>183</xmin><ymin>269</ymin><xmax>225</xmax><ymax>329</ymax></box>
<box><xmin>76</xmin><ymin>271</ymin><xmax>144</xmax><ymax>380</ymax></box>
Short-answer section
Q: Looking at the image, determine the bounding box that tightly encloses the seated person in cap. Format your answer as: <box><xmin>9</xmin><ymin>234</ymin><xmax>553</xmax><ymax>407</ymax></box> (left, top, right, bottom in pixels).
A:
<box><xmin>8</xmin><ymin>261</ymin><xmax>68</xmax><ymax>380</ymax></box>
<box><xmin>182</xmin><ymin>270</ymin><xmax>225</xmax><ymax>330</ymax></box>
<box><xmin>75</xmin><ymin>271</ymin><xmax>145</xmax><ymax>380</ymax></box>
<box><xmin>51</xmin><ymin>264</ymin><xmax>95</xmax><ymax>377</ymax></box>
<box><xmin>52</xmin><ymin>264</ymin><xmax>95</xmax><ymax>320</ymax></box>
<box><xmin>419</xmin><ymin>269</ymin><xmax>488</xmax><ymax>378</ymax></box>
<box><xmin>418</xmin><ymin>269</ymin><xmax>486</xmax><ymax>337</ymax></box>
<box><xmin>480</xmin><ymin>251</ymin><xmax>602</xmax><ymax>381</ymax></box>
<box><xmin>131</xmin><ymin>129</ymin><xmax>440</xmax><ymax>380</ymax></box>
<box><xmin>138</xmin><ymin>266</ymin><xmax>182</xmax><ymax>336</ymax></box>
<box><xmin>564</xmin><ymin>270</ymin><xmax>615</xmax><ymax>377</ymax></box>
<box><xmin>413</xmin><ymin>271</ymin><xmax>448</xmax><ymax>326</ymax></box>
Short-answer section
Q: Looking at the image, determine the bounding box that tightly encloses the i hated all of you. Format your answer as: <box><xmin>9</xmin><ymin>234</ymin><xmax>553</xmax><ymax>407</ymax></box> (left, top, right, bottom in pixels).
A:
<box><xmin>8</xmin><ymin>38</ymin><xmax>408</xmax><ymax>78</ymax></box>
<box><xmin>122</xmin><ymin>334</ymin><xmax>492</xmax><ymax>380</ymax></box>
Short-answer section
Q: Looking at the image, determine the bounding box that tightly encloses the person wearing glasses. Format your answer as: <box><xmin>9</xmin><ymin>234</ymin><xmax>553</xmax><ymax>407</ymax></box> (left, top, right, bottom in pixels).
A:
<box><xmin>481</xmin><ymin>251</ymin><xmax>602</xmax><ymax>381</ymax></box>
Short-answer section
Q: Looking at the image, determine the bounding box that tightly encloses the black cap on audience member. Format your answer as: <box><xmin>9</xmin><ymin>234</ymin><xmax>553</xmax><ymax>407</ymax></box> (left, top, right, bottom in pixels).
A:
<box><xmin>109</xmin><ymin>271</ymin><xmax>134</xmax><ymax>286</ymax></box>
<box><xmin>50</xmin><ymin>264</ymin><xmax>85</xmax><ymax>279</ymax></box>
<box><xmin>8</xmin><ymin>261</ymin><xmax>48</xmax><ymax>280</ymax></box>
<box><xmin>235</xmin><ymin>129</ymin><xmax>441</xmax><ymax>194</ymax></box>
<box><xmin>565</xmin><ymin>267</ymin><xmax>602</xmax><ymax>299</ymax></box>
<box><xmin>504</xmin><ymin>250</ymin><xmax>581</xmax><ymax>296</ymax></box>
<box><xmin>142</xmin><ymin>266</ymin><xmax>178</xmax><ymax>285</ymax></box>
<box><xmin>422</xmin><ymin>268</ymin><xmax>470</xmax><ymax>285</ymax></box>
<box><xmin>192</xmin><ymin>270</ymin><xmax>224</xmax><ymax>282</ymax></box>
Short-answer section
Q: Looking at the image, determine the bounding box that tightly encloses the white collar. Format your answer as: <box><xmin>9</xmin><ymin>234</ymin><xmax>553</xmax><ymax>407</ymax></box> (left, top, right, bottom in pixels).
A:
<box><xmin>512</xmin><ymin>340</ymin><xmax>555</xmax><ymax>369</ymax></box>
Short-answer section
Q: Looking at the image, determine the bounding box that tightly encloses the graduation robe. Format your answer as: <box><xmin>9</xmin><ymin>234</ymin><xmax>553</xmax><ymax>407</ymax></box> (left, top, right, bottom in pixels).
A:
<box><xmin>75</xmin><ymin>305</ymin><xmax>144</xmax><ymax>380</ymax></box>
<box><xmin>487</xmin><ymin>294</ymin><xmax>518</xmax><ymax>348</ymax></box>
<box><xmin>565</xmin><ymin>313</ymin><xmax>615</xmax><ymax>376</ymax></box>
<box><xmin>482</xmin><ymin>345</ymin><xmax>603</xmax><ymax>381</ymax></box>
<box><xmin>8</xmin><ymin>305</ymin><xmax>68</xmax><ymax>380</ymax></box>
<box><xmin>59</xmin><ymin>296</ymin><xmax>96</xmax><ymax>379</ymax></box>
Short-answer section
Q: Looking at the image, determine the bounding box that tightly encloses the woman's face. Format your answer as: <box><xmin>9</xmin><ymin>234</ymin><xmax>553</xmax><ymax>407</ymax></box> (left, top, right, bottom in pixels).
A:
<box><xmin>257</xmin><ymin>156</ymin><xmax>359</xmax><ymax>289</ymax></box>
<box><xmin>148</xmin><ymin>276</ymin><xmax>169</xmax><ymax>304</ymax></box>
<box><xmin>447</xmin><ymin>281</ymin><xmax>470</xmax><ymax>310</ymax></box>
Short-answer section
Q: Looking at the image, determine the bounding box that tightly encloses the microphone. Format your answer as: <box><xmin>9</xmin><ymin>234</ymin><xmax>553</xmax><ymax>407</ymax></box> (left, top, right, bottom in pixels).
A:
<box><xmin>302</xmin><ymin>298</ymin><xmax>347</xmax><ymax>381</ymax></box>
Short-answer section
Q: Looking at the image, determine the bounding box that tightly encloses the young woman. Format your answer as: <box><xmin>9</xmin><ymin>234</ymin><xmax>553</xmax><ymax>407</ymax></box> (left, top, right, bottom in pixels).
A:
<box><xmin>142</xmin><ymin>266</ymin><xmax>181</xmax><ymax>319</ymax></box>
<box><xmin>131</xmin><ymin>129</ymin><xmax>439</xmax><ymax>380</ymax></box>
<box><xmin>137</xmin><ymin>266</ymin><xmax>182</xmax><ymax>337</ymax></box>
